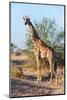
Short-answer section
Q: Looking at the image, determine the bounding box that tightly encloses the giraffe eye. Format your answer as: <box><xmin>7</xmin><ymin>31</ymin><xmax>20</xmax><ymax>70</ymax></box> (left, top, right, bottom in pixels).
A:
<box><xmin>25</xmin><ymin>21</ymin><xmax>27</xmax><ymax>25</ymax></box>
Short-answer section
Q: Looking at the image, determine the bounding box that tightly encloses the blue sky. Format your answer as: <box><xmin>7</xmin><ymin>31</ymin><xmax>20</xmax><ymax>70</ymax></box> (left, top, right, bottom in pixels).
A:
<box><xmin>11</xmin><ymin>2</ymin><xmax>64</xmax><ymax>49</ymax></box>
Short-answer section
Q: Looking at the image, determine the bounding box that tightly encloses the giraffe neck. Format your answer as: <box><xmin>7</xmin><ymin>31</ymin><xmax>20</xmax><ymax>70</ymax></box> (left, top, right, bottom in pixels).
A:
<box><xmin>28</xmin><ymin>21</ymin><xmax>39</xmax><ymax>42</ymax></box>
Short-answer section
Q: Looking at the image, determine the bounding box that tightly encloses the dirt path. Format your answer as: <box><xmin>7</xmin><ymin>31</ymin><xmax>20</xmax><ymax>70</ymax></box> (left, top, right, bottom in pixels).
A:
<box><xmin>10</xmin><ymin>76</ymin><xmax>64</xmax><ymax>97</ymax></box>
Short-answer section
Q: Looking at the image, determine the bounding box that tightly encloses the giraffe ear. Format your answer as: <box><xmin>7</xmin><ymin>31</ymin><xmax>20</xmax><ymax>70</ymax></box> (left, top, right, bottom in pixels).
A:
<box><xmin>29</xmin><ymin>18</ymin><xmax>30</xmax><ymax>20</ymax></box>
<box><xmin>23</xmin><ymin>17</ymin><xmax>25</xmax><ymax>20</ymax></box>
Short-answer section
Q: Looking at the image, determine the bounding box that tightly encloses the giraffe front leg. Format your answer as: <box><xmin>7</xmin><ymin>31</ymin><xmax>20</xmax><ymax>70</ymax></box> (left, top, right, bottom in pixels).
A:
<box><xmin>36</xmin><ymin>56</ymin><xmax>41</xmax><ymax>84</ymax></box>
<box><xmin>37</xmin><ymin>66</ymin><xmax>41</xmax><ymax>83</ymax></box>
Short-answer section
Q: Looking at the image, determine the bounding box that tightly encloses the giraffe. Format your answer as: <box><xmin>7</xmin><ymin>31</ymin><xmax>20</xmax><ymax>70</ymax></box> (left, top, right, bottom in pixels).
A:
<box><xmin>23</xmin><ymin>16</ymin><xmax>57</xmax><ymax>84</ymax></box>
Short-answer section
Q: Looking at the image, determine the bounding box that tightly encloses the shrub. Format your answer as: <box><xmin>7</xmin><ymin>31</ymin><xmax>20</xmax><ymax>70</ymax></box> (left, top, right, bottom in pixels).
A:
<box><xmin>11</xmin><ymin>65</ymin><xmax>23</xmax><ymax>79</ymax></box>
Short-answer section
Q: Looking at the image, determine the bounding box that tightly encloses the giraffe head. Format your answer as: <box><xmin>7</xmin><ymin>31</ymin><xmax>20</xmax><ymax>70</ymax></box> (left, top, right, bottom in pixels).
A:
<box><xmin>23</xmin><ymin>16</ymin><xmax>30</xmax><ymax>25</ymax></box>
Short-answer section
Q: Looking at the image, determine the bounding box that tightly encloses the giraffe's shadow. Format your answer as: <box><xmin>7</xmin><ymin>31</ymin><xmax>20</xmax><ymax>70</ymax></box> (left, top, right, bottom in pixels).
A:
<box><xmin>23</xmin><ymin>75</ymin><xmax>36</xmax><ymax>81</ymax></box>
<box><xmin>42</xmin><ymin>73</ymin><xmax>55</xmax><ymax>81</ymax></box>
<box><xmin>23</xmin><ymin>73</ymin><xmax>55</xmax><ymax>82</ymax></box>
<box><xmin>11</xmin><ymin>60</ymin><xmax>28</xmax><ymax>65</ymax></box>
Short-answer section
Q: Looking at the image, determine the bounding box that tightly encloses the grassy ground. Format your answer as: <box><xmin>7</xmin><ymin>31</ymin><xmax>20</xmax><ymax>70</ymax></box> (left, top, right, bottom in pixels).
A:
<box><xmin>10</xmin><ymin>50</ymin><xmax>65</xmax><ymax>97</ymax></box>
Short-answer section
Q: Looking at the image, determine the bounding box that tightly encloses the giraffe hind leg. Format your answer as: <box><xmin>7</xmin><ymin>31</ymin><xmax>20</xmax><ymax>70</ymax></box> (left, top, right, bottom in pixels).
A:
<box><xmin>54</xmin><ymin>63</ymin><xmax>57</xmax><ymax>85</ymax></box>
<box><xmin>49</xmin><ymin>66</ymin><xmax>53</xmax><ymax>84</ymax></box>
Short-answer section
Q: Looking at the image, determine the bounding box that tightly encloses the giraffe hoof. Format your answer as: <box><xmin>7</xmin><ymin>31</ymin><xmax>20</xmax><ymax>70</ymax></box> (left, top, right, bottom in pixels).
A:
<box><xmin>48</xmin><ymin>80</ymin><xmax>52</xmax><ymax>84</ymax></box>
<box><xmin>37</xmin><ymin>79</ymin><xmax>41</xmax><ymax>84</ymax></box>
<box><xmin>37</xmin><ymin>80</ymin><xmax>39</xmax><ymax>83</ymax></box>
<box><xmin>55</xmin><ymin>81</ymin><xmax>57</xmax><ymax>85</ymax></box>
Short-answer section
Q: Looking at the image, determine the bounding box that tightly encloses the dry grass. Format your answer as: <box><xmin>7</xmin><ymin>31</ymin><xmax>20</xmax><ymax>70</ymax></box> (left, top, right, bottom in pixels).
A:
<box><xmin>10</xmin><ymin>65</ymin><xmax>23</xmax><ymax>79</ymax></box>
<box><xmin>10</xmin><ymin>51</ymin><xmax>64</xmax><ymax>80</ymax></box>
